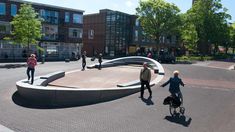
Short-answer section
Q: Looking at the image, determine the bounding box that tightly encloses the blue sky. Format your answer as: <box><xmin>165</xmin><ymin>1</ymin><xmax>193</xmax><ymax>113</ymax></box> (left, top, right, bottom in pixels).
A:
<box><xmin>27</xmin><ymin>0</ymin><xmax>234</xmax><ymax>22</ymax></box>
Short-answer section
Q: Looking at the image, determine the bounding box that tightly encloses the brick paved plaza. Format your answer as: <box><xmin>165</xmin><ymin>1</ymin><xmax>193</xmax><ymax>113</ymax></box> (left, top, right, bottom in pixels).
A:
<box><xmin>0</xmin><ymin>60</ymin><xmax>235</xmax><ymax>132</ymax></box>
<box><xmin>49</xmin><ymin>65</ymin><xmax>157</xmax><ymax>88</ymax></box>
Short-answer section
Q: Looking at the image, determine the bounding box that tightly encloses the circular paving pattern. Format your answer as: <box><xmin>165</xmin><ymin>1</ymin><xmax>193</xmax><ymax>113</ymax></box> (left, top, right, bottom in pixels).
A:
<box><xmin>16</xmin><ymin>56</ymin><xmax>164</xmax><ymax>106</ymax></box>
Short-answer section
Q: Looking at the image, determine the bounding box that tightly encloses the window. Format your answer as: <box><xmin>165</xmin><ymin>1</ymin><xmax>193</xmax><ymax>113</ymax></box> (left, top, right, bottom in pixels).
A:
<box><xmin>11</xmin><ymin>4</ymin><xmax>17</xmax><ymax>16</ymax></box>
<box><xmin>42</xmin><ymin>25</ymin><xmax>58</xmax><ymax>40</ymax></box>
<box><xmin>40</xmin><ymin>9</ymin><xmax>59</xmax><ymax>24</ymax></box>
<box><xmin>69</xmin><ymin>28</ymin><xmax>82</xmax><ymax>38</ymax></box>
<box><xmin>0</xmin><ymin>3</ymin><xmax>6</xmax><ymax>15</ymax></box>
<box><xmin>0</xmin><ymin>25</ymin><xmax>6</xmax><ymax>33</ymax></box>
<box><xmin>0</xmin><ymin>22</ymin><xmax>11</xmax><ymax>34</ymax></box>
<box><xmin>46</xmin><ymin>44</ymin><xmax>59</xmax><ymax>56</ymax></box>
<box><xmin>40</xmin><ymin>9</ymin><xmax>45</xmax><ymax>16</ymax></box>
<box><xmin>73</xmin><ymin>14</ymin><xmax>83</xmax><ymax>24</ymax></box>
<box><xmin>135</xmin><ymin>19</ymin><xmax>139</xmax><ymax>26</ymax></box>
<box><xmin>134</xmin><ymin>30</ymin><xmax>138</xmax><ymax>41</ymax></box>
<box><xmin>50</xmin><ymin>11</ymin><xmax>58</xmax><ymax>24</ymax></box>
<box><xmin>111</xmin><ymin>15</ymin><xmax>115</xmax><ymax>21</ymax></box>
<box><xmin>65</xmin><ymin>12</ymin><xmax>70</xmax><ymax>23</ymax></box>
<box><xmin>88</xmin><ymin>29</ymin><xmax>94</xmax><ymax>39</ymax></box>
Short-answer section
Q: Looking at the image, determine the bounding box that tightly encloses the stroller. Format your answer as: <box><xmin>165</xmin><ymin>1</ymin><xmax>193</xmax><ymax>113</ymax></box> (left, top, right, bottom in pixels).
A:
<box><xmin>163</xmin><ymin>95</ymin><xmax>185</xmax><ymax>116</ymax></box>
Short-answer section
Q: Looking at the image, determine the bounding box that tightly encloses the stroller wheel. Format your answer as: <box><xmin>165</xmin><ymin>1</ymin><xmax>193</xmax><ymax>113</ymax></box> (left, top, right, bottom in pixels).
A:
<box><xmin>180</xmin><ymin>107</ymin><xmax>185</xmax><ymax>115</ymax></box>
<box><xmin>169</xmin><ymin>104</ymin><xmax>176</xmax><ymax>116</ymax></box>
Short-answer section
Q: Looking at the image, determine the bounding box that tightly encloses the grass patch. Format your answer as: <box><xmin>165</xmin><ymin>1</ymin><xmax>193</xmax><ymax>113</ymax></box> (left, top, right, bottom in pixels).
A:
<box><xmin>176</xmin><ymin>56</ymin><xmax>213</xmax><ymax>61</ymax></box>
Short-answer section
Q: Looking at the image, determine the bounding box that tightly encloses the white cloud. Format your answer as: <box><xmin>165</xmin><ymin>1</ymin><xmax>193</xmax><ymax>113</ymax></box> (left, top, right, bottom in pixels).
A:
<box><xmin>112</xmin><ymin>3</ymin><xmax>119</xmax><ymax>10</ymax></box>
<box><xmin>125</xmin><ymin>0</ymin><xmax>134</xmax><ymax>7</ymax></box>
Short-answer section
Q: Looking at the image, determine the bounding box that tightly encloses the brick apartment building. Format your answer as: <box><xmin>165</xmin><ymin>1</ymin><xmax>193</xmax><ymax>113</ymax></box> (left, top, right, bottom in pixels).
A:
<box><xmin>0</xmin><ymin>0</ymin><xmax>84</xmax><ymax>61</ymax></box>
<box><xmin>83</xmin><ymin>9</ymin><xmax>180</xmax><ymax>57</ymax></box>
<box><xmin>83</xmin><ymin>9</ymin><xmax>131</xmax><ymax>57</ymax></box>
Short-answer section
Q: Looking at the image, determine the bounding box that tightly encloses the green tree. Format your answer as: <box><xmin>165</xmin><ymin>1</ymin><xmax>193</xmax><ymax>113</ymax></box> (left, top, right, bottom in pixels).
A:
<box><xmin>180</xmin><ymin>14</ymin><xmax>199</xmax><ymax>54</ymax></box>
<box><xmin>136</xmin><ymin>0</ymin><xmax>181</xmax><ymax>45</ymax></box>
<box><xmin>186</xmin><ymin>0</ymin><xmax>231</xmax><ymax>55</ymax></box>
<box><xmin>230</xmin><ymin>23</ymin><xmax>235</xmax><ymax>54</ymax></box>
<box><xmin>9</xmin><ymin>4</ymin><xmax>42</xmax><ymax>55</ymax></box>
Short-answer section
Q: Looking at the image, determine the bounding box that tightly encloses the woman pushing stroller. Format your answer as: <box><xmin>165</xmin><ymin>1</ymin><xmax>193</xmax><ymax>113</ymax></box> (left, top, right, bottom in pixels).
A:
<box><xmin>161</xmin><ymin>70</ymin><xmax>185</xmax><ymax>104</ymax></box>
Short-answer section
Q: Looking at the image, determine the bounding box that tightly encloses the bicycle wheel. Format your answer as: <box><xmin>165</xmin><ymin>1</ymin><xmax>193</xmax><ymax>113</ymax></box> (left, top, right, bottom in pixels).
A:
<box><xmin>169</xmin><ymin>104</ymin><xmax>176</xmax><ymax>116</ymax></box>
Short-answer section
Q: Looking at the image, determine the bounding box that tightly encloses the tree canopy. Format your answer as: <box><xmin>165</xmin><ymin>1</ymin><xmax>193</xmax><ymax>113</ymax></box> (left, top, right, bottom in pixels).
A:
<box><xmin>136</xmin><ymin>0</ymin><xmax>181</xmax><ymax>44</ymax></box>
<box><xmin>230</xmin><ymin>23</ymin><xmax>235</xmax><ymax>54</ymax></box>
<box><xmin>183</xmin><ymin>0</ymin><xmax>231</xmax><ymax>55</ymax></box>
<box><xmin>180</xmin><ymin>14</ymin><xmax>199</xmax><ymax>53</ymax></box>
<box><xmin>9</xmin><ymin>4</ymin><xmax>42</xmax><ymax>51</ymax></box>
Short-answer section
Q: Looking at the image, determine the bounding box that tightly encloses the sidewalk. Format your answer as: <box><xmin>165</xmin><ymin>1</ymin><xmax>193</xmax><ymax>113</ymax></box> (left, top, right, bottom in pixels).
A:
<box><xmin>193</xmin><ymin>60</ymin><xmax>235</xmax><ymax>70</ymax></box>
<box><xmin>0</xmin><ymin>62</ymin><xmax>27</xmax><ymax>68</ymax></box>
<box><xmin>0</xmin><ymin>125</ymin><xmax>14</xmax><ymax>132</ymax></box>
<box><xmin>229</xmin><ymin>65</ymin><xmax>235</xmax><ymax>70</ymax></box>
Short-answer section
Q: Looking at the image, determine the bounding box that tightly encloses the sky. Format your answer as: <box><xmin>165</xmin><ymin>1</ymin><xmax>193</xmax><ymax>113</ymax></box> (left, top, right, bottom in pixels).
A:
<box><xmin>27</xmin><ymin>0</ymin><xmax>235</xmax><ymax>22</ymax></box>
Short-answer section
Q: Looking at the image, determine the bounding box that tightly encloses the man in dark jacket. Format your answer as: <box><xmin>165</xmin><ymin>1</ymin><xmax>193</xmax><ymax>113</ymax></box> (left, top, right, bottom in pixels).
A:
<box><xmin>98</xmin><ymin>53</ymin><xmax>102</xmax><ymax>70</ymax></box>
<box><xmin>161</xmin><ymin>70</ymin><xmax>185</xmax><ymax>102</ymax></box>
<box><xmin>82</xmin><ymin>51</ymin><xmax>86</xmax><ymax>71</ymax></box>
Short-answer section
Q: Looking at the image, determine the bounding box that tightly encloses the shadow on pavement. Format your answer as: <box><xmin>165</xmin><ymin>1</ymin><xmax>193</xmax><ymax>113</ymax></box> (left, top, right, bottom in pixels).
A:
<box><xmin>12</xmin><ymin>91</ymin><xmax>58</xmax><ymax>109</ymax></box>
<box><xmin>141</xmin><ymin>96</ymin><xmax>154</xmax><ymax>106</ymax></box>
<box><xmin>12</xmin><ymin>91</ymin><xmax>131</xmax><ymax>109</ymax></box>
<box><xmin>164</xmin><ymin>114</ymin><xmax>192</xmax><ymax>127</ymax></box>
<box><xmin>0</xmin><ymin>64</ymin><xmax>27</xmax><ymax>69</ymax></box>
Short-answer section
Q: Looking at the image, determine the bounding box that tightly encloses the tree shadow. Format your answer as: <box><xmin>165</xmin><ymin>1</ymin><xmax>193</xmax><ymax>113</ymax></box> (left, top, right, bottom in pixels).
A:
<box><xmin>141</xmin><ymin>96</ymin><xmax>154</xmax><ymax>106</ymax></box>
<box><xmin>164</xmin><ymin>114</ymin><xmax>192</xmax><ymax>127</ymax></box>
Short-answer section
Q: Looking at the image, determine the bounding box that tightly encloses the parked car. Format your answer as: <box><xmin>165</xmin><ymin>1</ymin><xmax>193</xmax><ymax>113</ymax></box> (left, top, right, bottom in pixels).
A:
<box><xmin>158</xmin><ymin>51</ymin><xmax>176</xmax><ymax>64</ymax></box>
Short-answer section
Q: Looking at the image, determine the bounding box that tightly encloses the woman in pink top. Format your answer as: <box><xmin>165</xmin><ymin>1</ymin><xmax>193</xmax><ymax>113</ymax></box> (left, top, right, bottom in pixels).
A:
<box><xmin>27</xmin><ymin>54</ymin><xmax>37</xmax><ymax>84</ymax></box>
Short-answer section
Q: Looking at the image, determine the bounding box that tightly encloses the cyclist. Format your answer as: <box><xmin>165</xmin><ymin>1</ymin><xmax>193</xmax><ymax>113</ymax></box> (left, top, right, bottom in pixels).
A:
<box><xmin>161</xmin><ymin>70</ymin><xmax>185</xmax><ymax>104</ymax></box>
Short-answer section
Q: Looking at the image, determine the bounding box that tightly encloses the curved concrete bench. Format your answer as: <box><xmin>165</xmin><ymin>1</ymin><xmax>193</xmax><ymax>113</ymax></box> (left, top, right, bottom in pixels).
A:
<box><xmin>36</xmin><ymin>71</ymin><xmax>65</xmax><ymax>86</ymax></box>
<box><xmin>117</xmin><ymin>80</ymin><xmax>140</xmax><ymax>87</ymax></box>
<box><xmin>16</xmin><ymin>56</ymin><xmax>164</xmax><ymax>106</ymax></box>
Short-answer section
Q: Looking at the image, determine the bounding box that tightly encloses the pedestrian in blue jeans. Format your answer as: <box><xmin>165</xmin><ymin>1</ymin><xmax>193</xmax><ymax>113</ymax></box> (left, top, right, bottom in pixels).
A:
<box><xmin>27</xmin><ymin>54</ymin><xmax>37</xmax><ymax>84</ymax></box>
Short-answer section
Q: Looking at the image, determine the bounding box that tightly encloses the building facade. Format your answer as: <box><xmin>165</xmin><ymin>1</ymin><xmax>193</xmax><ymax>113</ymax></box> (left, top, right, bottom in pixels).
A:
<box><xmin>83</xmin><ymin>9</ymin><xmax>180</xmax><ymax>57</ymax></box>
<box><xmin>83</xmin><ymin>9</ymin><xmax>131</xmax><ymax>57</ymax></box>
<box><xmin>130</xmin><ymin>15</ymin><xmax>180</xmax><ymax>56</ymax></box>
<box><xmin>0</xmin><ymin>0</ymin><xmax>84</xmax><ymax>61</ymax></box>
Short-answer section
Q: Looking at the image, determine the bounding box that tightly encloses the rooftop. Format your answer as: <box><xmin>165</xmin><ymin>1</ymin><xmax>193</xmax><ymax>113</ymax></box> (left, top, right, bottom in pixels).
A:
<box><xmin>10</xmin><ymin>0</ymin><xmax>85</xmax><ymax>13</ymax></box>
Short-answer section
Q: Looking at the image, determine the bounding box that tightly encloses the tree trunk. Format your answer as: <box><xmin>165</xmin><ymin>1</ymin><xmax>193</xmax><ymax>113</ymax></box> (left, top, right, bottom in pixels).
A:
<box><xmin>213</xmin><ymin>43</ymin><xmax>218</xmax><ymax>55</ymax></box>
<box><xmin>27</xmin><ymin>42</ymin><xmax>29</xmax><ymax>57</ymax></box>
<box><xmin>198</xmin><ymin>41</ymin><xmax>209</xmax><ymax>56</ymax></box>
<box><xmin>13</xmin><ymin>45</ymin><xmax>15</xmax><ymax>62</ymax></box>
<box><xmin>155</xmin><ymin>34</ymin><xmax>160</xmax><ymax>51</ymax></box>
<box><xmin>213</xmin><ymin>44</ymin><xmax>216</xmax><ymax>55</ymax></box>
<box><xmin>225</xmin><ymin>46</ymin><xmax>228</xmax><ymax>55</ymax></box>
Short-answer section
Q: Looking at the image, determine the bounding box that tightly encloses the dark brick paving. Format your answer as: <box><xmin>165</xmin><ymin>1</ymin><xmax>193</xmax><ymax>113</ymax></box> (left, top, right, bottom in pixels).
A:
<box><xmin>0</xmin><ymin>61</ymin><xmax>234</xmax><ymax>132</ymax></box>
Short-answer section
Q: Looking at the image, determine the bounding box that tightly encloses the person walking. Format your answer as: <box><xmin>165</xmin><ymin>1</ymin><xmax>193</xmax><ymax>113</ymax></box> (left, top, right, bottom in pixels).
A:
<box><xmin>82</xmin><ymin>51</ymin><xmax>86</xmax><ymax>71</ymax></box>
<box><xmin>98</xmin><ymin>53</ymin><xmax>102</xmax><ymax>70</ymax></box>
<box><xmin>147</xmin><ymin>52</ymin><xmax>152</xmax><ymax>58</ymax></box>
<box><xmin>161</xmin><ymin>70</ymin><xmax>185</xmax><ymax>102</ymax></box>
<box><xmin>139</xmin><ymin>62</ymin><xmax>152</xmax><ymax>98</ymax></box>
<box><xmin>27</xmin><ymin>54</ymin><xmax>37</xmax><ymax>84</ymax></box>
